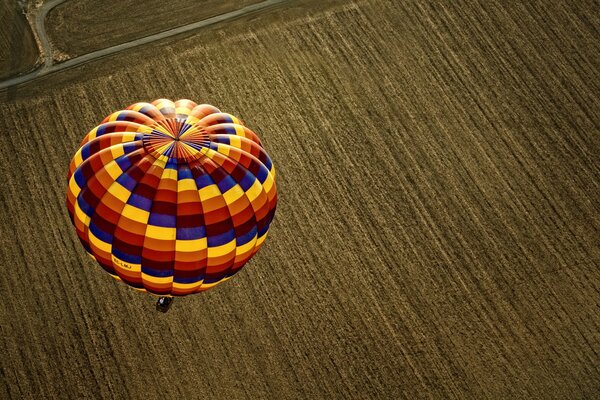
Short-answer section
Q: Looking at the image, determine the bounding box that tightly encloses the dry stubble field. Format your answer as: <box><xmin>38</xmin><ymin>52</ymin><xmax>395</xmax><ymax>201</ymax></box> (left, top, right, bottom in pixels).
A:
<box><xmin>0</xmin><ymin>1</ymin><xmax>38</xmax><ymax>79</ymax></box>
<box><xmin>45</xmin><ymin>0</ymin><xmax>260</xmax><ymax>58</ymax></box>
<box><xmin>0</xmin><ymin>0</ymin><xmax>599</xmax><ymax>398</ymax></box>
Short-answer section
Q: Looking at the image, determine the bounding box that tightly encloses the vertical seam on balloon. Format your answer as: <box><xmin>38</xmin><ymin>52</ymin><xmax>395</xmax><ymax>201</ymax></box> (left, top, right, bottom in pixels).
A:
<box><xmin>173</xmin><ymin>163</ymin><xmax>202</xmax><ymax>294</ymax></box>
<box><xmin>76</xmin><ymin>147</ymin><xmax>146</xmax><ymax>276</ymax></box>
<box><xmin>138</xmin><ymin>157</ymin><xmax>172</xmax><ymax>294</ymax></box>
<box><xmin>195</xmin><ymin>155</ymin><xmax>236</xmax><ymax>289</ymax></box>
<box><xmin>107</xmin><ymin>153</ymin><xmax>160</xmax><ymax>285</ymax></box>
<box><xmin>201</xmin><ymin>145</ymin><xmax>272</xmax><ymax>280</ymax></box>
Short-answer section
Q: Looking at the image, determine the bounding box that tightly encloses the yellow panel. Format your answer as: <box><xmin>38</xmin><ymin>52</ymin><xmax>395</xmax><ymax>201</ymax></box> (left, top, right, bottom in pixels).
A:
<box><xmin>68</xmin><ymin>176</ymin><xmax>81</xmax><ymax>197</ymax></box>
<box><xmin>217</xmin><ymin>143</ymin><xmax>230</xmax><ymax>156</ymax></box>
<box><xmin>262</xmin><ymin>173</ymin><xmax>274</xmax><ymax>193</ymax></box>
<box><xmin>175</xmin><ymin>238</ymin><xmax>208</xmax><ymax>252</ymax></box>
<box><xmin>245</xmin><ymin>180</ymin><xmax>263</xmax><ymax>202</ymax></box>
<box><xmin>89</xmin><ymin>230</ymin><xmax>112</xmax><ymax>253</ymax></box>
<box><xmin>142</xmin><ymin>273</ymin><xmax>173</xmax><ymax>285</ymax></box>
<box><xmin>236</xmin><ymin>235</ymin><xmax>257</xmax><ymax>255</ymax></box>
<box><xmin>175</xmin><ymin>106</ymin><xmax>192</xmax><ymax>116</ymax></box>
<box><xmin>121</xmin><ymin>204</ymin><xmax>150</xmax><ymax>224</ymax></box>
<box><xmin>73</xmin><ymin>149</ymin><xmax>84</xmax><ymax>167</ymax></box>
<box><xmin>130</xmin><ymin>103</ymin><xmax>145</xmax><ymax>112</ymax></box>
<box><xmin>228</xmin><ymin>135</ymin><xmax>242</xmax><ymax>149</ymax></box>
<box><xmin>223</xmin><ymin>185</ymin><xmax>244</xmax><ymax>205</ymax></box>
<box><xmin>154</xmin><ymin>143</ymin><xmax>172</xmax><ymax>155</ymax></box>
<box><xmin>108</xmin><ymin>182</ymin><xmax>130</xmax><ymax>203</ymax></box>
<box><xmin>186</xmin><ymin>116</ymin><xmax>199</xmax><ymax>125</ymax></box>
<box><xmin>173</xmin><ymin>281</ymin><xmax>203</xmax><ymax>291</ymax></box>
<box><xmin>145</xmin><ymin>225</ymin><xmax>176</xmax><ymax>240</ymax></box>
<box><xmin>138</xmin><ymin>125</ymin><xmax>154</xmax><ymax>134</ymax></box>
<box><xmin>121</xmin><ymin>132</ymin><xmax>138</xmax><ymax>142</ymax></box>
<box><xmin>110</xmin><ymin>144</ymin><xmax>125</xmax><ymax>159</ymax></box>
<box><xmin>105</xmin><ymin>161</ymin><xmax>123</xmax><ymax>180</ymax></box>
<box><xmin>234</xmin><ymin>124</ymin><xmax>246</xmax><ymax>137</ymax></box>
<box><xmin>227</xmin><ymin>115</ymin><xmax>240</xmax><ymax>125</ymax></box>
<box><xmin>207</xmin><ymin>239</ymin><xmax>236</xmax><ymax>258</ymax></box>
<box><xmin>88</xmin><ymin>127</ymin><xmax>98</xmax><ymax>140</ymax></box>
<box><xmin>198</xmin><ymin>184</ymin><xmax>221</xmax><ymax>201</ymax></box>
<box><xmin>162</xmin><ymin>167</ymin><xmax>178</xmax><ymax>181</ymax></box>
<box><xmin>256</xmin><ymin>232</ymin><xmax>269</xmax><ymax>247</ymax></box>
<box><xmin>74</xmin><ymin>203</ymin><xmax>90</xmax><ymax>227</ymax></box>
<box><xmin>200</xmin><ymin>276</ymin><xmax>230</xmax><ymax>290</ymax></box>
<box><xmin>177</xmin><ymin>178</ymin><xmax>197</xmax><ymax>192</ymax></box>
<box><xmin>112</xmin><ymin>254</ymin><xmax>141</xmax><ymax>272</ymax></box>
<box><xmin>204</xmin><ymin>148</ymin><xmax>221</xmax><ymax>160</ymax></box>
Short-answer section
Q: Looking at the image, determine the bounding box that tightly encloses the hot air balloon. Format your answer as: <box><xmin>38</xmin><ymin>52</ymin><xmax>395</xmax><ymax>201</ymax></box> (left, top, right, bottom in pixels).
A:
<box><xmin>66</xmin><ymin>99</ymin><xmax>277</xmax><ymax>310</ymax></box>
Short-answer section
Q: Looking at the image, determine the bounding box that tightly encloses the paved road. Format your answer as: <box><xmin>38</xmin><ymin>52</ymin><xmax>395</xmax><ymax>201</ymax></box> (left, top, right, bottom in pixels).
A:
<box><xmin>0</xmin><ymin>0</ymin><xmax>288</xmax><ymax>90</ymax></box>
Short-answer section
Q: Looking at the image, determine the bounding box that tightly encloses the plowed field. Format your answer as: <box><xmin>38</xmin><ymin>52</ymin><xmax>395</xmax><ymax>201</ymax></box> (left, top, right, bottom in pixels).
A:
<box><xmin>0</xmin><ymin>1</ymin><xmax>598</xmax><ymax>398</ymax></box>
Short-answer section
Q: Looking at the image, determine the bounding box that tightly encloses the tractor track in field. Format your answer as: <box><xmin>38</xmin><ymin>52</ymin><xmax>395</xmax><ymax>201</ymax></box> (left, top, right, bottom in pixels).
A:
<box><xmin>0</xmin><ymin>0</ymin><xmax>288</xmax><ymax>90</ymax></box>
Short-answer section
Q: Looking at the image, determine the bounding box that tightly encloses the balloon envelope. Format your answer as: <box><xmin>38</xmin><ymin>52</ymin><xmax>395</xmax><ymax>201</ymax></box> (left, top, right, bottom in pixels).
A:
<box><xmin>66</xmin><ymin>99</ymin><xmax>277</xmax><ymax>296</ymax></box>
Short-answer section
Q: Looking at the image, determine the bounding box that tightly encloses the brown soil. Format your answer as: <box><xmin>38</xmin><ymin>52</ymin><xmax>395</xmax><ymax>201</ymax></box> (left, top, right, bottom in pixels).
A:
<box><xmin>0</xmin><ymin>1</ymin><xmax>598</xmax><ymax>398</ymax></box>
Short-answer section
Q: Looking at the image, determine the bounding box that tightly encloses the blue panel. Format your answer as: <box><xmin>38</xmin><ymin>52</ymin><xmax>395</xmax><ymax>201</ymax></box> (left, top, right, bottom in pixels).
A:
<box><xmin>149</xmin><ymin>213</ymin><xmax>176</xmax><ymax>228</ymax></box>
<box><xmin>141</xmin><ymin>266</ymin><xmax>173</xmax><ymax>277</ymax></box>
<box><xmin>81</xmin><ymin>143</ymin><xmax>91</xmax><ymax>160</ymax></box>
<box><xmin>115</xmin><ymin>155</ymin><xmax>131</xmax><ymax>171</ymax></box>
<box><xmin>203</xmin><ymin>276</ymin><xmax>222</xmax><ymax>284</ymax></box>
<box><xmin>162</xmin><ymin>144</ymin><xmax>175</xmax><ymax>158</ymax></box>
<box><xmin>236</xmin><ymin>225</ymin><xmax>257</xmax><ymax>246</ymax></box>
<box><xmin>257</xmin><ymin>223</ymin><xmax>270</xmax><ymax>238</ymax></box>
<box><xmin>239</xmin><ymin>171</ymin><xmax>255</xmax><ymax>191</ymax></box>
<box><xmin>122</xmin><ymin>141</ymin><xmax>140</xmax><ymax>154</ymax></box>
<box><xmin>174</xmin><ymin>274</ymin><xmax>204</xmax><ymax>284</ymax></box>
<box><xmin>255</xmin><ymin>164</ymin><xmax>269</xmax><ymax>183</ymax></box>
<box><xmin>95</xmin><ymin>125</ymin><xmax>107</xmax><ymax>136</ymax></box>
<box><xmin>194</xmin><ymin>173</ymin><xmax>214</xmax><ymax>189</ymax></box>
<box><xmin>117</xmin><ymin>172</ymin><xmax>137</xmax><ymax>191</ymax></box>
<box><xmin>207</xmin><ymin>229</ymin><xmax>235</xmax><ymax>247</ymax></box>
<box><xmin>112</xmin><ymin>247</ymin><xmax>141</xmax><ymax>264</ymax></box>
<box><xmin>176</xmin><ymin>226</ymin><xmax>206</xmax><ymax>240</ymax></box>
<box><xmin>178</xmin><ymin>165</ymin><xmax>193</xmax><ymax>180</ymax></box>
<box><xmin>77</xmin><ymin>195</ymin><xmax>94</xmax><ymax>217</ymax></box>
<box><xmin>217</xmin><ymin>175</ymin><xmax>236</xmax><ymax>193</ymax></box>
<box><xmin>215</xmin><ymin>136</ymin><xmax>230</xmax><ymax>145</ymax></box>
<box><xmin>127</xmin><ymin>193</ymin><xmax>152</xmax><ymax>211</ymax></box>
<box><xmin>166</xmin><ymin>158</ymin><xmax>178</xmax><ymax>170</ymax></box>
<box><xmin>262</xmin><ymin>156</ymin><xmax>273</xmax><ymax>171</ymax></box>
<box><xmin>89</xmin><ymin>220</ymin><xmax>113</xmax><ymax>244</ymax></box>
<box><xmin>74</xmin><ymin>168</ymin><xmax>86</xmax><ymax>188</ymax></box>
